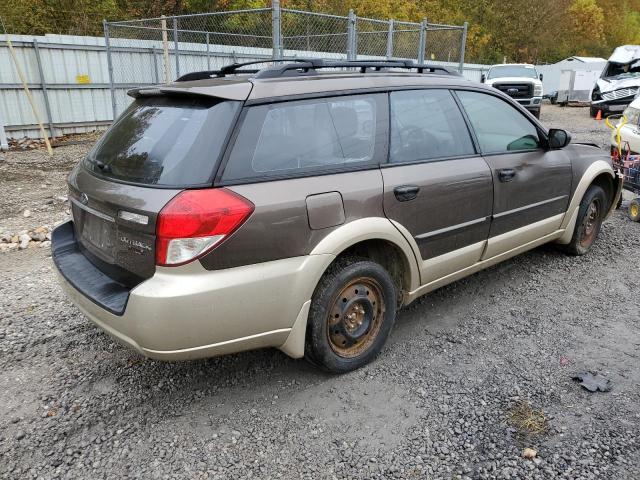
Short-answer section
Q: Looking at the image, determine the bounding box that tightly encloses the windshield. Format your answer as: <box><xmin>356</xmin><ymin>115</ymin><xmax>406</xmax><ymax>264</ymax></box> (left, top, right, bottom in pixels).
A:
<box><xmin>603</xmin><ymin>60</ymin><xmax>640</xmax><ymax>79</ymax></box>
<box><xmin>84</xmin><ymin>96</ymin><xmax>240</xmax><ymax>186</ymax></box>
<box><xmin>488</xmin><ymin>65</ymin><xmax>538</xmax><ymax>79</ymax></box>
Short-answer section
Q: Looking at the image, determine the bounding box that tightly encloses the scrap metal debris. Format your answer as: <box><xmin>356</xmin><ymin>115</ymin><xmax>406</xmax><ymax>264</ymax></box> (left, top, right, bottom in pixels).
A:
<box><xmin>572</xmin><ymin>371</ymin><xmax>613</xmax><ymax>392</ymax></box>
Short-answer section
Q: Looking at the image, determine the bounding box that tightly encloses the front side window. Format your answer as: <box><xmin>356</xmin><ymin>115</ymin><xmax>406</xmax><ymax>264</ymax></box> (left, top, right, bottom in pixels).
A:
<box><xmin>389</xmin><ymin>89</ymin><xmax>475</xmax><ymax>163</ymax></box>
<box><xmin>222</xmin><ymin>94</ymin><xmax>384</xmax><ymax>182</ymax></box>
<box><xmin>456</xmin><ymin>90</ymin><xmax>541</xmax><ymax>154</ymax></box>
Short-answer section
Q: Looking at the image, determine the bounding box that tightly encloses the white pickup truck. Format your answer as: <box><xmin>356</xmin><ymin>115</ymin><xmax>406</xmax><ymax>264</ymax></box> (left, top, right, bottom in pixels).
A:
<box><xmin>482</xmin><ymin>64</ymin><xmax>544</xmax><ymax>118</ymax></box>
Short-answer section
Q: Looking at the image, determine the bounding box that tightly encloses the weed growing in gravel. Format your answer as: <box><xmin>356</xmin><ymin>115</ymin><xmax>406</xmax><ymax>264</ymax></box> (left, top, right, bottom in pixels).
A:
<box><xmin>507</xmin><ymin>400</ymin><xmax>548</xmax><ymax>436</ymax></box>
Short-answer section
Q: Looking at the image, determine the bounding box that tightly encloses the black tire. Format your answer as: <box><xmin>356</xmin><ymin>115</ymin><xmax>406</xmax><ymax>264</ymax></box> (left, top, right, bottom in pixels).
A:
<box><xmin>532</xmin><ymin>109</ymin><xmax>541</xmax><ymax>119</ymax></box>
<box><xmin>562</xmin><ymin>185</ymin><xmax>608</xmax><ymax>255</ymax></box>
<box><xmin>629</xmin><ymin>198</ymin><xmax>640</xmax><ymax>222</ymax></box>
<box><xmin>305</xmin><ymin>257</ymin><xmax>397</xmax><ymax>373</ymax></box>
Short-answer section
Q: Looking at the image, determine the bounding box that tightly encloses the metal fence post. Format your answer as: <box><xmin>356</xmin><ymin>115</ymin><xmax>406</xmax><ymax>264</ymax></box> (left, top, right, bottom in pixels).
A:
<box><xmin>151</xmin><ymin>47</ymin><xmax>159</xmax><ymax>84</ymax></box>
<box><xmin>206</xmin><ymin>32</ymin><xmax>211</xmax><ymax>70</ymax></box>
<box><xmin>386</xmin><ymin>20</ymin><xmax>394</xmax><ymax>59</ymax></box>
<box><xmin>272</xmin><ymin>0</ymin><xmax>282</xmax><ymax>60</ymax></box>
<box><xmin>103</xmin><ymin>19</ymin><xmax>117</xmax><ymax>121</ymax></box>
<box><xmin>161</xmin><ymin>16</ymin><xmax>171</xmax><ymax>83</ymax></box>
<box><xmin>417</xmin><ymin>18</ymin><xmax>427</xmax><ymax>63</ymax></box>
<box><xmin>32</xmin><ymin>39</ymin><xmax>55</xmax><ymax>138</ymax></box>
<box><xmin>173</xmin><ymin>17</ymin><xmax>180</xmax><ymax>78</ymax></box>
<box><xmin>0</xmin><ymin>109</ymin><xmax>8</xmax><ymax>151</ymax></box>
<box><xmin>346</xmin><ymin>9</ymin><xmax>356</xmax><ymax>61</ymax></box>
<box><xmin>458</xmin><ymin>21</ymin><xmax>468</xmax><ymax>74</ymax></box>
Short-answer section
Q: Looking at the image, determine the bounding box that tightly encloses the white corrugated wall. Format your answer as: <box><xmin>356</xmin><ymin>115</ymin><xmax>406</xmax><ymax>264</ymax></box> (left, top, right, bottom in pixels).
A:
<box><xmin>0</xmin><ymin>33</ymin><xmax>491</xmax><ymax>143</ymax></box>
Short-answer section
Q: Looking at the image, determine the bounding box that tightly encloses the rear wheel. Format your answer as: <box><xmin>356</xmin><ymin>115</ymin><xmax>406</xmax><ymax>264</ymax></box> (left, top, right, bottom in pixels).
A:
<box><xmin>562</xmin><ymin>185</ymin><xmax>607</xmax><ymax>255</ymax></box>
<box><xmin>629</xmin><ymin>198</ymin><xmax>640</xmax><ymax>222</ymax></box>
<box><xmin>305</xmin><ymin>258</ymin><xmax>397</xmax><ymax>373</ymax></box>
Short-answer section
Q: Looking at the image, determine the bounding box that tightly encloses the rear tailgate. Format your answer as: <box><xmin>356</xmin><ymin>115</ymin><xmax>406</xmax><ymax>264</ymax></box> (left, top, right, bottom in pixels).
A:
<box><xmin>67</xmin><ymin>164</ymin><xmax>181</xmax><ymax>283</ymax></box>
<box><xmin>63</xmin><ymin>95</ymin><xmax>242</xmax><ymax>284</ymax></box>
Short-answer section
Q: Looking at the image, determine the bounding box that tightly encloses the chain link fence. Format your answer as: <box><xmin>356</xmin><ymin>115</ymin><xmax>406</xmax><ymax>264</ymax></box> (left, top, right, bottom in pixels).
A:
<box><xmin>104</xmin><ymin>1</ymin><xmax>467</xmax><ymax>116</ymax></box>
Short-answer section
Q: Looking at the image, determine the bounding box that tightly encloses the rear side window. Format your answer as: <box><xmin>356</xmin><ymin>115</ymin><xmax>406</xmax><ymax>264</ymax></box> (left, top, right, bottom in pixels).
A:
<box><xmin>221</xmin><ymin>94</ymin><xmax>385</xmax><ymax>182</ymax></box>
<box><xmin>390</xmin><ymin>89</ymin><xmax>475</xmax><ymax>163</ymax></box>
<box><xmin>455</xmin><ymin>90</ymin><xmax>540</xmax><ymax>153</ymax></box>
<box><xmin>84</xmin><ymin>96</ymin><xmax>240</xmax><ymax>186</ymax></box>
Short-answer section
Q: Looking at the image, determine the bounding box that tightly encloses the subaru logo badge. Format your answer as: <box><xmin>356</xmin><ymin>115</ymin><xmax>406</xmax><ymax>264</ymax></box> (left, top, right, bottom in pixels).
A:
<box><xmin>79</xmin><ymin>193</ymin><xmax>89</xmax><ymax>205</ymax></box>
<box><xmin>507</xmin><ymin>88</ymin><xmax>519</xmax><ymax>95</ymax></box>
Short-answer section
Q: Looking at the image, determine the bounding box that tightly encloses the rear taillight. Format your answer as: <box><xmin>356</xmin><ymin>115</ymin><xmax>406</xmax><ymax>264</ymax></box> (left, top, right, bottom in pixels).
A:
<box><xmin>156</xmin><ymin>188</ymin><xmax>254</xmax><ymax>267</ymax></box>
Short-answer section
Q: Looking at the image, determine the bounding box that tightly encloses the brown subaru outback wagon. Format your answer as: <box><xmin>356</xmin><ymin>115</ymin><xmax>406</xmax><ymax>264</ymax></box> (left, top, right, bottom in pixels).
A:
<box><xmin>52</xmin><ymin>59</ymin><xmax>623</xmax><ymax>373</ymax></box>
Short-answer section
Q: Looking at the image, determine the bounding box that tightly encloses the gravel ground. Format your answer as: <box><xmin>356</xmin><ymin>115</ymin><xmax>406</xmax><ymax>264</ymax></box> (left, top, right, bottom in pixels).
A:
<box><xmin>1</xmin><ymin>105</ymin><xmax>639</xmax><ymax>479</ymax></box>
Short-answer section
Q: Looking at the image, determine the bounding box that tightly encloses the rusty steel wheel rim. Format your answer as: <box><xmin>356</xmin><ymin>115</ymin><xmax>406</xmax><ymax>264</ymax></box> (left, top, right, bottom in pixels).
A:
<box><xmin>580</xmin><ymin>199</ymin><xmax>601</xmax><ymax>248</ymax></box>
<box><xmin>327</xmin><ymin>277</ymin><xmax>385</xmax><ymax>358</ymax></box>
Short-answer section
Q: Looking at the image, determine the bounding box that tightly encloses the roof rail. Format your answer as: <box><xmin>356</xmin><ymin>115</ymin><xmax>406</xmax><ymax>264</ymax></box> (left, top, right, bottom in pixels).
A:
<box><xmin>175</xmin><ymin>58</ymin><xmax>459</xmax><ymax>82</ymax></box>
<box><xmin>175</xmin><ymin>59</ymin><xmax>320</xmax><ymax>82</ymax></box>
<box><xmin>253</xmin><ymin>59</ymin><xmax>460</xmax><ymax>78</ymax></box>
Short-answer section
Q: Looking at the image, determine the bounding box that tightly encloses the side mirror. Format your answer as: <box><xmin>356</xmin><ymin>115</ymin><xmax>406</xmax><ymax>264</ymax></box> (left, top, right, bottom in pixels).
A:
<box><xmin>548</xmin><ymin>128</ymin><xmax>571</xmax><ymax>149</ymax></box>
<box><xmin>480</xmin><ymin>74</ymin><xmax>486</xmax><ymax>83</ymax></box>
<box><xmin>539</xmin><ymin>73</ymin><xmax>544</xmax><ymax>81</ymax></box>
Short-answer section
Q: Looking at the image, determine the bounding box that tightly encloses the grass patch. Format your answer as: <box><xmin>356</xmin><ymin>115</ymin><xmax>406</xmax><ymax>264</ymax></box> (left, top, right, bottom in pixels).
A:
<box><xmin>507</xmin><ymin>400</ymin><xmax>547</xmax><ymax>436</ymax></box>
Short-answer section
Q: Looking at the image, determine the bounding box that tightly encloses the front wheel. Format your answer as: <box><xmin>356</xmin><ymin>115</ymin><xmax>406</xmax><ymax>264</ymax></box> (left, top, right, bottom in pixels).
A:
<box><xmin>305</xmin><ymin>258</ymin><xmax>397</xmax><ymax>373</ymax></box>
<box><xmin>562</xmin><ymin>185</ymin><xmax>607</xmax><ymax>255</ymax></box>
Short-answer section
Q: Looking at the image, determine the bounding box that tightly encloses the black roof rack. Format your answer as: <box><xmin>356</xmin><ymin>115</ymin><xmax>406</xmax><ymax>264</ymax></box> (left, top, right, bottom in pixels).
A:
<box><xmin>175</xmin><ymin>58</ymin><xmax>459</xmax><ymax>82</ymax></box>
<box><xmin>175</xmin><ymin>59</ymin><xmax>319</xmax><ymax>82</ymax></box>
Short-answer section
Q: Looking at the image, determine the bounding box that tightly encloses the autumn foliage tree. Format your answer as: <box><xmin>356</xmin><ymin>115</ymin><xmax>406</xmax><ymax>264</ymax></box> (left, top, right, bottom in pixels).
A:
<box><xmin>0</xmin><ymin>0</ymin><xmax>639</xmax><ymax>64</ymax></box>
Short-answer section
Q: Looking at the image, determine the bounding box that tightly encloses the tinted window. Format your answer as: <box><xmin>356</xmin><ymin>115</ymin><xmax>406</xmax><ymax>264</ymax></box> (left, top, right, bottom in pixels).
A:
<box><xmin>84</xmin><ymin>97</ymin><xmax>239</xmax><ymax>186</ymax></box>
<box><xmin>390</xmin><ymin>89</ymin><xmax>475</xmax><ymax>163</ymax></box>
<box><xmin>456</xmin><ymin>91</ymin><xmax>541</xmax><ymax>153</ymax></box>
<box><xmin>222</xmin><ymin>94</ymin><xmax>384</xmax><ymax>182</ymax></box>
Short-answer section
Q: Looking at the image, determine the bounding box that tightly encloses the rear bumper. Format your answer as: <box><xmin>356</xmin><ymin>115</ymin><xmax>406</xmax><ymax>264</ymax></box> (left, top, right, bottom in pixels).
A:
<box><xmin>53</xmin><ymin>221</ymin><xmax>331</xmax><ymax>360</ymax></box>
<box><xmin>52</xmin><ymin>222</ymin><xmax>131</xmax><ymax>315</ymax></box>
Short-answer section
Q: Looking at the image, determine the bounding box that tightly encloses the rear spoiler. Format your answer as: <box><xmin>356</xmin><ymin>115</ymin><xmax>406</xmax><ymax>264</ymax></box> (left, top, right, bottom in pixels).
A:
<box><xmin>127</xmin><ymin>82</ymin><xmax>252</xmax><ymax>101</ymax></box>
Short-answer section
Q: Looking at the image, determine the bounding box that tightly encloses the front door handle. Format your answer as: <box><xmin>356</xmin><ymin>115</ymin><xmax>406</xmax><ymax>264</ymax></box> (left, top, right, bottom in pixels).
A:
<box><xmin>498</xmin><ymin>168</ymin><xmax>516</xmax><ymax>182</ymax></box>
<box><xmin>394</xmin><ymin>185</ymin><xmax>420</xmax><ymax>202</ymax></box>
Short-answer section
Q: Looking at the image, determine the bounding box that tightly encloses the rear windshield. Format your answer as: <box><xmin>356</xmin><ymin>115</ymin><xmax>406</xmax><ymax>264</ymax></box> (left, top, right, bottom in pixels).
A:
<box><xmin>84</xmin><ymin>96</ymin><xmax>240</xmax><ymax>186</ymax></box>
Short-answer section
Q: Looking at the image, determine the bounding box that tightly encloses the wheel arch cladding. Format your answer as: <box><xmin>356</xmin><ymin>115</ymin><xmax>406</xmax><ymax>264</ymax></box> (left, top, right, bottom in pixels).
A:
<box><xmin>309</xmin><ymin>217</ymin><xmax>420</xmax><ymax>295</ymax></box>
<box><xmin>557</xmin><ymin>160</ymin><xmax>617</xmax><ymax>245</ymax></box>
<box><xmin>279</xmin><ymin>218</ymin><xmax>420</xmax><ymax>359</ymax></box>
<box><xmin>562</xmin><ymin>160</ymin><xmax>615</xmax><ymax>231</ymax></box>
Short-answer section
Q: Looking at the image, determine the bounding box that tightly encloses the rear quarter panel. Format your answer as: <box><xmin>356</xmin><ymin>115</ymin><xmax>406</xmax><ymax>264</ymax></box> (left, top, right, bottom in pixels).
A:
<box><xmin>199</xmin><ymin>169</ymin><xmax>385</xmax><ymax>270</ymax></box>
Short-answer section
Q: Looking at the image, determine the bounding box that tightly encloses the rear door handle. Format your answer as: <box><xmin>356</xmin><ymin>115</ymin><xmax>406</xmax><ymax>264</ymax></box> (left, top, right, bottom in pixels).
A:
<box><xmin>394</xmin><ymin>185</ymin><xmax>420</xmax><ymax>202</ymax></box>
<box><xmin>498</xmin><ymin>168</ymin><xmax>516</xmax><ymax>182</ymax></box>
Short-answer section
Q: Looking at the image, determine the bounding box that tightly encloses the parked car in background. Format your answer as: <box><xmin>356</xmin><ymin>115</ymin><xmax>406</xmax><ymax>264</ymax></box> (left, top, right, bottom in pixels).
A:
<box><xmin>482</xmin><ymin>64</ymin><xmax>544</xmax><ymax>118</ymax></box>
<box><xmin>52</xmin><ymin>59</ymin><xmax>622</xmax><ymax>373</ymax></box>
<box><xmin>611</xmin><ymin>96</ymin><xmax>640</xmax><ymax>155</ymax></box>
<box><xmin>591</xmin><ymin>45</ymin><xmax>640</xmax><ymax>117</ymax></box>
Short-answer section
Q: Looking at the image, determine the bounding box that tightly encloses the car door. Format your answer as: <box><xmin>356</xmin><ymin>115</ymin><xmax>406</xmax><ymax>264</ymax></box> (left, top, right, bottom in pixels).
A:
<box><xmin>455</xmin><ymin>90</ymin><xmax>572</xmax><ymax>259</ymax></box>
<box><xmin>381</xmin><ymin>89</ymin><xmax>494</xmax><ymax>285</ymax></box>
